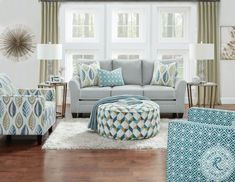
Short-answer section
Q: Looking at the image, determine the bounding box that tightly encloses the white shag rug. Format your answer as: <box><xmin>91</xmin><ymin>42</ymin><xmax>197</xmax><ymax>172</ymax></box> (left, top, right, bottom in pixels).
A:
<box><xmin>42</xmin><ymin>118</ymin><xmax>170</xmax><ymax>150</ymax></box>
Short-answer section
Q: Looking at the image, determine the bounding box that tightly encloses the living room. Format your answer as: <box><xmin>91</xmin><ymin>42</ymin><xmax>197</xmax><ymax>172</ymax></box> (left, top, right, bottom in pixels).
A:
<box><xmin>0</xmin><ymin>0</ymin><xmax>234</xmax><ymax>181</ymax></box>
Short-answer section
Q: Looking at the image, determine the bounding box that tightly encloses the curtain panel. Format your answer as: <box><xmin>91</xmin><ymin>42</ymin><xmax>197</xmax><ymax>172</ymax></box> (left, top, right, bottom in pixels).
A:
<box><xmin>40</xmin><ymin>1</ymin><xmax>59</xmax><ymax>82</ymax></box>
<box><xmin>197</xmin><ymin>1</ymin><xmax>220</xmax><ymax>104</ymax></box>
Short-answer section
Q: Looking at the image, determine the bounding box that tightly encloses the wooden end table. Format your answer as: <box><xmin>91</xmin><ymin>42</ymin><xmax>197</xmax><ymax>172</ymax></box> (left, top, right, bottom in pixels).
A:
<box><xmin>187</xmin><ymin>82</ymin><xmax>217</xmax><ymax>108</ymax></box>
<box><xmin>38</xmin><ymin>82</ymin><xmax>67</xmax><ymax>118</ymax></box>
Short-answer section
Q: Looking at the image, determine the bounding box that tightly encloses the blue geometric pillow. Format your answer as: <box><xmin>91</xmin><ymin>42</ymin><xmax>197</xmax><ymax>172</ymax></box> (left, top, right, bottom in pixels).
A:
<box><xmin>97</xmin><ymin>68</ymin><xmax>125</xmax><ymax>87</ymax></box>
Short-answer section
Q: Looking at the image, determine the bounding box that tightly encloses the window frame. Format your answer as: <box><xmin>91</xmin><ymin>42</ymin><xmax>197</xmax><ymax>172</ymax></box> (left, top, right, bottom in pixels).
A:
<box><xmin>60</xmin><ymin>2</ymin><xmax>197</xmax><ymax>82</ymax></box>
<box><xmin>157</xmin><ymin>7</ymin><xmax>190</xmax><ymax>43</ymax></box>
<box><xmin>111</xmin><ymin>49</ymin><xmax>145</xmax><ymax>60</ymax></box>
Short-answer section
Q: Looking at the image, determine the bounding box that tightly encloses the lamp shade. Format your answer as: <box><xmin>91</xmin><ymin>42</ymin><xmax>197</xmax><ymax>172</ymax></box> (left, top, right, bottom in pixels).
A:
<box><xmin>37</xmin><ymin>44</ymin><xmax>62</xmax><ymax>60</ymax></box>
<box><xmin>189</xmin><ymin>43</ymin><xmax>214</xmax><ymax>60</ymax></box>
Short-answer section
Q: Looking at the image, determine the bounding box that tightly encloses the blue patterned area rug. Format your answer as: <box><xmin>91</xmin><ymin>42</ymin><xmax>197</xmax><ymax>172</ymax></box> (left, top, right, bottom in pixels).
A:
<box><xmin>42</xmin><ymin>118</ymin><xmax>170</xmax><ymax>150</ymax></box>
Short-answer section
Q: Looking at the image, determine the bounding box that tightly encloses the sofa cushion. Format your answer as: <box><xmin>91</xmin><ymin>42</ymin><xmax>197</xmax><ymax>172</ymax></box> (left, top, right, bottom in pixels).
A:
<box><xmin>73</xmin><ymin>60</ymin><xmax>112</xmax><ymax>77</ymax></box>
<box><xmin>97</xmin><ymin>68</ymin><xmax>124</xmax><ymax>87</ymax></box>
<box><xmin>111</xmin><ymin>85</ymin><xmax>143</xmax><ymax>96</ymax></box>
<box><xmin>80</xmin><ymin>87</ymin><xmax>111</xmax><ymax>99</ymax></box>
<box><xmin>143</xmin><ymin>85</ymin><xmax>176</xmax><ymax>100</ymax></box>
<box><xmin>113</xmin><ymin>60</ymin><xmax>142</xmax><ymax>85</ymax></box>
<box><xmin>142</xmin><ymin>60</ymin><xmax>154</xmax><ymax>85</ymax></box>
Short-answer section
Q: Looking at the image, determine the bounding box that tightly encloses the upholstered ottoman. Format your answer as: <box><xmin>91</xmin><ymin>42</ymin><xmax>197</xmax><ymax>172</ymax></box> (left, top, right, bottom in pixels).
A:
<box><xmin>97</xmin><ymin>100</ymin><xmax>160</xmax><ymax>140</ymax></box>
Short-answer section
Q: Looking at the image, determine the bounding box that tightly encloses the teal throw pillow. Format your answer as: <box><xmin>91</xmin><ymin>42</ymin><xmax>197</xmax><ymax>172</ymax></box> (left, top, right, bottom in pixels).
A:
<box><xmin>98</xmin><ymin>68</ymin><xmax>125</xmax><ymax>87</ymax></box>
<box><xmin>151</xmin><ymin>62</ymin><xmax>177</xmax><ymax>87</ymax></box>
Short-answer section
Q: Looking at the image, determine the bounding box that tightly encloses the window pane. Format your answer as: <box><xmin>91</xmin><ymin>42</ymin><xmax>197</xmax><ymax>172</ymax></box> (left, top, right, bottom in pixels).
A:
<box><xmin>117</xmin><ymin>13</ymin><xmax>139</xmax><ymax>38</ymax></box>
<box><xmin>161</xmin><ymin>54</ymin><xmax>184</xmax><ymax>79</ymax></box>
<box><xmin>72</xmin><ymin>13</ymin><xmax>95</xmax><ymax>38</ymax></box>
<box><xmin>161</xmin><ymin>12</ymin><xmax>184</xmax><ymax>38</ymax></box>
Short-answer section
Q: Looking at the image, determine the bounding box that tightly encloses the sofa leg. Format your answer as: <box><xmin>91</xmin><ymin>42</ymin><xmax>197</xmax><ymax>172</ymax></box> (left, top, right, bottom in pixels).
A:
<box><xmin>6</xmin><ymin>135</ymin><xmax>12</xmax><ymax>144</ymax></box>
<box><xmin>173</xmin><ymin>113</ymin><xmax>177</xmax><ymax>118</ymax></box>
<box><xmin>37</xmin><ymin>135</ymin><xmax>42</xmax><ymax>145</ymax></box>
<box><xmin>178</xmin><ymin>113</ymin><xmax>184</xmax><ymax>118</ymax></box>
<box><xmin>48</xmin><ymin>126</ymin><xmax>53</xmax><ymax>134</ymax></box>
<box><xmin>72</xmin><ymin>113</ymin><xmax>78</xmax><ymax>118</ymax></box>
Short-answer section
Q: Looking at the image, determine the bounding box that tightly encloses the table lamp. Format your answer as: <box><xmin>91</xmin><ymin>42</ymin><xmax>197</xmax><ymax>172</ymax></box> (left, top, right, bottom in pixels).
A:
<box><xmin>189</xmin><ymin>43</ymin><xmax>214</xmax><ymax>83</ymax></box>
<box><xmin>37</xmin><ymin>43</ymin><xmax>63</xmax><ymax>83</ymax></box>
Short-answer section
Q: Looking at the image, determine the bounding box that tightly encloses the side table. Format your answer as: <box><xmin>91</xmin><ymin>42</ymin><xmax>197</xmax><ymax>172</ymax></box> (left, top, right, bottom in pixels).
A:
<box><xmin>38</xmin><ymin>82</ymin><xmax>67</xmax><ymax>118</ymax></box>
<box><xmin>187</xmin><ymin>82</ymin><xmax>217</xmax><ymax>108</ymax></box>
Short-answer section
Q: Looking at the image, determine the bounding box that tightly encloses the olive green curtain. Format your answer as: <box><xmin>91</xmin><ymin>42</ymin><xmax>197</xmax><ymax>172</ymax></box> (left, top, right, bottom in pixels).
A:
<box><xmin>197</xmin><ymin>1</ymin><xmax>221</xmax><ymax>104</ymax></box>
<box><xmin>39</xmin><ymin>2</ymin><xmax>59</xmax><ymax>83</ymax></box>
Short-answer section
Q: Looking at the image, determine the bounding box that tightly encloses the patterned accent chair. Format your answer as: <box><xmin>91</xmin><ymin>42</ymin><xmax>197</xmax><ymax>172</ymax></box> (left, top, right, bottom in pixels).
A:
<box><xmin>167</xmin><ymin>107</ymin><xmax>235</xmax><ymax>181</ymax></box>
<box><xmin>0</xmin><ymin>73</ymin><xmax>56</xmax><ymax>144</ymax></box>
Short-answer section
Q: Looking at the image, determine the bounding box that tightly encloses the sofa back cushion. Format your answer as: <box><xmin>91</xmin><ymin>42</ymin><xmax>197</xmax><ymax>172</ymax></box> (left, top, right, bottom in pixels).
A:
<box><xmin>142</xmin><ymin>60</ymin><xmax>154</xmax><ymax>85</ymax></box>
<box><xmin>0</xmin><ymin>73</ymin><xmax>17</xmax><ymax>95</ymax></box>
<box><xmin>113</xmin><ymin>59</ymin><xmax>142</xmax><ymax>85</ymax></box>
<box><xmin>73</xmin><ymin>60</ymin><xmax>112</xmax><ymax>77</ymax></box>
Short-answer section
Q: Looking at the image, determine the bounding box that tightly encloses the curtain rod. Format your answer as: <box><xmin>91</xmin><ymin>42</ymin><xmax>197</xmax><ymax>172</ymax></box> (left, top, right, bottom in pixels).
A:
<box><xmin>39</xmin><ymin>0</ymin><xmax>220</xmax><ymax>2</ymax></box>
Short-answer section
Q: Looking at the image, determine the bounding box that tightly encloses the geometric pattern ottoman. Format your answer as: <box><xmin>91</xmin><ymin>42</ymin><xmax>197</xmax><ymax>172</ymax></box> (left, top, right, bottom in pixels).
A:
<box><xmin>97</xmin><ymin>99</ymin><xmax>160</xmax><ymax>140</ymax></box>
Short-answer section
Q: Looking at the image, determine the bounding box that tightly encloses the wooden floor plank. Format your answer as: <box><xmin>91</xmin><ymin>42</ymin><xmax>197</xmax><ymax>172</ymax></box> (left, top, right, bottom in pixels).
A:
<box><xmin>0</xmin><ymin>104</ymin><xmax>234</xmax><ymax>182</ymax></box>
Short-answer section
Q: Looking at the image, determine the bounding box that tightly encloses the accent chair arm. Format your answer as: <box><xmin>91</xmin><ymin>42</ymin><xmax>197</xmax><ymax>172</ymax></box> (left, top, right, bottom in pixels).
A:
<box><xmin>17</xmin><ymin>88</ymin><xmax>55</xmax><ymax>102</ymax></box>
<box><xmin>188</xmin><ymin>107</ymin><xmax>235</xmax><ymax>127</ymax></box>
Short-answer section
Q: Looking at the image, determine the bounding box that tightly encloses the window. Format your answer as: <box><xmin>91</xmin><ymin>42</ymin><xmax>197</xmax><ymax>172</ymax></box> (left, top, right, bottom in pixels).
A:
<box><xmin>72</xmin><ymin>13</ymin><xmax>95</xmax><ymax>38</ymax></box>
<box><xmin>64</xmin><ymin>5</ymin><xmax>104</xmax><ymax>43</ymax></box>
<box><xmin>160</xmin><ymin>12</ymin><xmax>184</xmax><ymax>38</ymax></box>
<box><xmin>110</xmin><ymin>5</ymin><xmax>148</xmax><ymax>42</ymax></box>
<box><xmin>158</xmin><ymin>7</ymin><xmax>189</xmax><ymax>42</ymax></box>
<box><xmin>61</xmin><ymin>3</ymin><xmax>196</xmax><ymax>82</ymax></box>
<box><xmin>117</xmin><ymin>13</ymin><xmax>139</xmax><ymax>38</ymax></box>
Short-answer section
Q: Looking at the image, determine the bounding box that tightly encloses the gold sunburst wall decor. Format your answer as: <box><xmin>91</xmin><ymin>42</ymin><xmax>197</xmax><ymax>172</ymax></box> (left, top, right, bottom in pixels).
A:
<box><xmin>0</xmin><ymin>24</ymin><xmax>36</xmax><ymax>62</ymax></box>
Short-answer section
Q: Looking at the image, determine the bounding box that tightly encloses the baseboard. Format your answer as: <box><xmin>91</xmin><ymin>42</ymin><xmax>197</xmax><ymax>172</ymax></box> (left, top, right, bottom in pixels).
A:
<box><xmin>221</xmin><ymin>97</ymin><xmax>235</xmax><ymax>104</ymax></box>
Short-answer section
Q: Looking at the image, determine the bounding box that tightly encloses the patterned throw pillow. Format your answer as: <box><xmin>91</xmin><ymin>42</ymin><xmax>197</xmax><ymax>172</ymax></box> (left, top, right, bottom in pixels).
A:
<box><xmin>97</xmin><ymin>68</ymin><xmax>125</xmax><ymax>87</ymax></box>
<box><xmin>79</xmin><ymin>62</ymin><xmax>100</xmax><ymax>88</ymax></box>
<box><xmin>0</xmin><ymin>73</ymin><xmax>18</xmax><ymax>95</ymax></box>
<box><xmin>151</xmin><ymin>62</ymin><xmax>177</xmax><ymax>87</ymax></box>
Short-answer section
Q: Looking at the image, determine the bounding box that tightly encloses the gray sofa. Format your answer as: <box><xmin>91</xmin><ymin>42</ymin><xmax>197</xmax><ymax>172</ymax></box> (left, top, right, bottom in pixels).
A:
<box><xmin>69</xmin><ymin>60</ymin><xmax>186</xmax><ymax>118</ymax></box>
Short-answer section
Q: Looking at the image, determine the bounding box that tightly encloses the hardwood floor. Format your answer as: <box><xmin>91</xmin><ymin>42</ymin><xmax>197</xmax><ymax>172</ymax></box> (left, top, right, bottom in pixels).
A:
<box><xmin>0</xmin><ymin>105</ymin><xmax>234</xmax><ymax>182</ymax></box>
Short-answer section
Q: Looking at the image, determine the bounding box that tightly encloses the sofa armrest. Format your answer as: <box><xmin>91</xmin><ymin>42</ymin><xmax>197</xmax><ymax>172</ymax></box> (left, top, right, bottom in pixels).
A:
<box><xmin>174</xmin><ymin>78</ymin><xmax>187</xmax><ymax>112</ymax></box>
<box><xmin>69</xmin><ymin>76</ymin><xmax>81</xmax><ymax>100</ymax></box>
<box><xmin>17</xmin><ymin>88</ymin><xmax>55</xmax><ymax>102</ymax></box>
<box><xmin>188</xmin><ymin>107</ymin><xmax>235</xmax><ymax>127</ymax></box>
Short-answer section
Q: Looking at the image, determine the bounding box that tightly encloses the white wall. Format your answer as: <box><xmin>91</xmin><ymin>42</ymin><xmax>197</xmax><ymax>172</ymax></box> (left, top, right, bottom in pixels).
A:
<box><xmin>220</xmin><ymin>0</ymin><xmax>235</xmax><ymax>104</ymax></box>
<box><xmin>0</xmin><ymin>0</ymin><xmax>40</xmax><ymax>88</ymax></box>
